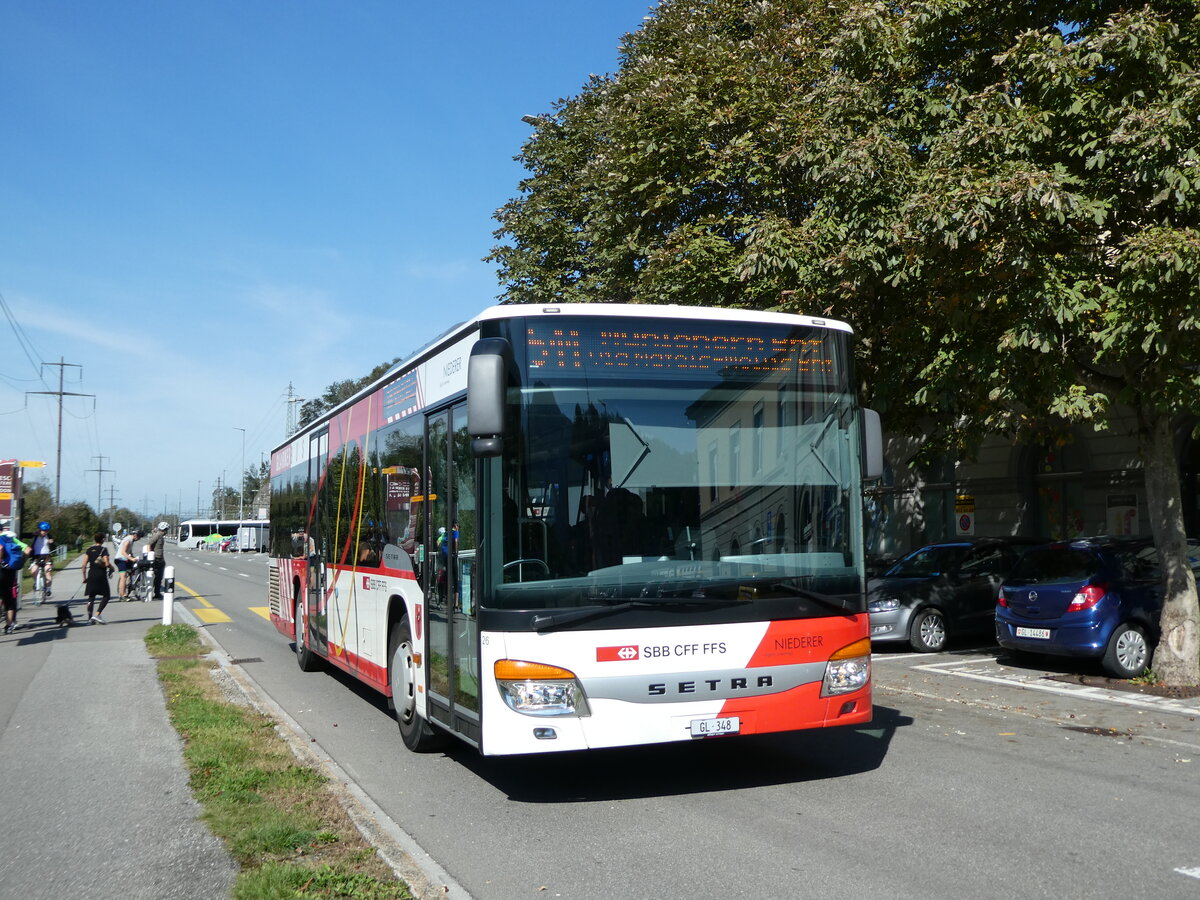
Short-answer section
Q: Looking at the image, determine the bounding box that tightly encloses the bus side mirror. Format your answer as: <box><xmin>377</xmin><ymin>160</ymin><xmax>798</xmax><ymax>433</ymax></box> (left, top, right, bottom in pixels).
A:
<box><xmin>862</xmin><ymin>408</ymin><xmax>884</xmax><ymax>481</ymax></box>
<box><xmin>468</xmin><ymin>338</ymin><xmax>510</xmax><ymax>457</ymax></box>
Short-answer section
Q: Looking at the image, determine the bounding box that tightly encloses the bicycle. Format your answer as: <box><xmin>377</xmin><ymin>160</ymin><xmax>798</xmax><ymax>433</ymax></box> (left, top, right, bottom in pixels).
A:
<box><xmin>30</xmin><ymin>559</ymin><xmax>51</xmax><ymax>606</ymax></box>
<box><xmin>127</xmin><ymin>560</ymin><xmax>153</xmax><ymax>603</ymax></box>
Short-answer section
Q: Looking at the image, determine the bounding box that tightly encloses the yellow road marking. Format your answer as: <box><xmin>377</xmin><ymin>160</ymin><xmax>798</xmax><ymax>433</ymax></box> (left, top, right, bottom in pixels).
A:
<box><xmin>249</xmin><ymin>607</ymin><xmax>271</xmax><ymax>621</ymax></box>
<box><xmin>175</xmin><ymin>580</ymin><xmax>232</xmax><ymax>622</ymax></box>
<box><xmin>193</xmin><ymin>607</ymin><xmax>233</xmax><ymax>623</ymax></box>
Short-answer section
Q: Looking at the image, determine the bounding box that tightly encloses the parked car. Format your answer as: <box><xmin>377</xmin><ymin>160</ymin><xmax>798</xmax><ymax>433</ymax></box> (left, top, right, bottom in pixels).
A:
<box><xmin>868</xmin><ymin>537</ymin><xmax>1043</xmax><ymax>652</ymax></box>
<box><xmin>996</xmin><ymin>537</ymin><xmax>1200</xmax><ymax>678</ymax></box>
<box><xmin>219</xmin><ymin>536</ymin><xmax>238</xmax><ymax>552</ymax></box>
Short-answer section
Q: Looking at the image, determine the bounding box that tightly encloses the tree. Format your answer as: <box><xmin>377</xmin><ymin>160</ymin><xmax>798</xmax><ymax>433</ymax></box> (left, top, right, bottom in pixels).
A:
<box><xmin>491</xmin><ymin>0</ymin><xmax>1200</xmax><ymax>684</ymax></box>
<box><xmin>298</xmin><ymin>359</ymin><xmax>401</xmax><ymax>428</ymax></box>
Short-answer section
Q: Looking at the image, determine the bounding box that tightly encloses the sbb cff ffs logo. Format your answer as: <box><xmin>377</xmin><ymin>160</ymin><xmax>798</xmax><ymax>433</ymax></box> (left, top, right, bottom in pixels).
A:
<box><xmin>596</xmin><ymin>645</ymin><xmax>640</xmax><ymax>662</ymax></box>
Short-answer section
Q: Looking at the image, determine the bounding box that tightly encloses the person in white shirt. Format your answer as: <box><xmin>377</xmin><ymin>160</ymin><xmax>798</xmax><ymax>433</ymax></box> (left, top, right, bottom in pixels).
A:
<box><xmin>115</xmin><ymin>528</ymin><xmax>142</xmax><ymax>600</ymax></box>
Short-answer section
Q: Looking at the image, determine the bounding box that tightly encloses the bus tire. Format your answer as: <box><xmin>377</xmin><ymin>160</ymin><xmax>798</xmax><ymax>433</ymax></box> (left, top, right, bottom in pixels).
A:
<box><xmin>389</xmin><ymin>621</ymin><xmax>444</xmax><ymax>752</ymax></box>
<box><xmin>295</xmin><ymin>599</ymin><xmax>321</xmax><ymax>672</ymax></box>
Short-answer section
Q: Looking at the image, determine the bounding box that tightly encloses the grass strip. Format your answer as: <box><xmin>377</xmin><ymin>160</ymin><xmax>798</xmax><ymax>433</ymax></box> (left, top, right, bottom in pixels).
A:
<box><xmin>145</xmin><ymin>623</ymin><xmax>413</xmax><ymax>900</ymax></box>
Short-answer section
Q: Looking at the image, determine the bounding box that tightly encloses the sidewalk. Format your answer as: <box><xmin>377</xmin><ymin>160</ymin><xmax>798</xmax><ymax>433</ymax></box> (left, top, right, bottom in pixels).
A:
<box><xmin>0</xmin><ymin>564</ymin><xmax>237</xmax><ymax>900</ymax></box>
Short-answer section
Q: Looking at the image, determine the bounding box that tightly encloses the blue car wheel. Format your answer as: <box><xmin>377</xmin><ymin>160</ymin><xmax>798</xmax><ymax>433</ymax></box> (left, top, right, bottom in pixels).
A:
<box><xmin>1102</xmin><ymin>623</ymin><xmax>1150</xmax><ymax>679</ymax></box>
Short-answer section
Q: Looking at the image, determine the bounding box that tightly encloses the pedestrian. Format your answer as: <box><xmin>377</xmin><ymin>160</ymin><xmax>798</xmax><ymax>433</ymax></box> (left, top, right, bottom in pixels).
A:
<box><xmin>0</xmin><ymin>517</ymin><xmax>31</xmax><ymax>634</ymax></box>
<box><xmin>115</xmin><ymin>528</ymin><xmax>142</xmax><ymax>600</ymax></box>
<box><xmin>146</xmin><ymin>522</ymin><xmax>169</xmax><ymax>600</ymax></box>
<box><xmin>82</xmin><ymin>532</ymin><xmax>115</xmax><ymax>624</ymax></box>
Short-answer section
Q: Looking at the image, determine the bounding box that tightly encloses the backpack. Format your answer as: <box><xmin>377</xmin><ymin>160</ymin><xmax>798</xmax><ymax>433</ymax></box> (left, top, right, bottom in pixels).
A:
<box><xmin>0</xmin><ymin>535</ymin><xmax>23</xmax><ymax>571</ymax></box>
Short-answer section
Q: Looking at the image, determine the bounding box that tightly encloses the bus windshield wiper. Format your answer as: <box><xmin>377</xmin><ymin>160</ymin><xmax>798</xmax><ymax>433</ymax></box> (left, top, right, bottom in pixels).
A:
<box><xmin>530</xmin><ymin>595</ymin><xmax>751</xmax><ymax>632</ymax></box>
<box><xmin>770</xmin><ymin>583</ymin><xmax>852</xmax><ymax>614</ymax></box>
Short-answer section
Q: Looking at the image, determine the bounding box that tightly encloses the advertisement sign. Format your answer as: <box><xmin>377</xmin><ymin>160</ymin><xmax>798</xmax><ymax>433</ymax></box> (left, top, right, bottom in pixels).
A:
<box><xmin>0</xmin><ymin>460</ymin><xmax>16</xmax><ymax>520</ymax></box>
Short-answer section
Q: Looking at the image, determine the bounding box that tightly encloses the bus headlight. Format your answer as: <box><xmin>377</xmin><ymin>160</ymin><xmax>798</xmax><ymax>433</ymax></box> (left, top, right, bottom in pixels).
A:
<box><xmin>494</xmin><ymin>660</ymin><xmax>591</xmax><ymax>717</ymax></box>
<box><xmin>821</xmin><ymin>638</ymin><xmax>871</xmax><ymax>697</ymax></box>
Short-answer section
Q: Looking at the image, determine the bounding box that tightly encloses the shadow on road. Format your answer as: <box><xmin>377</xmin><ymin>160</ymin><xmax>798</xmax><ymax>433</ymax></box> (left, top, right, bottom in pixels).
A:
<box><xmin>451</xmin><ymin>704</ymin><xmax>913</xmax><ymax>803</ymax></box>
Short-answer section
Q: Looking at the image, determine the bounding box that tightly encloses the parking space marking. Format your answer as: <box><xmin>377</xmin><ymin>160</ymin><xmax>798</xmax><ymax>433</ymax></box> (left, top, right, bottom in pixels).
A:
<box><xmin>908</xmin><ymin>659</ymin><xmax>1200</xmax><ymax>718</ymax></box>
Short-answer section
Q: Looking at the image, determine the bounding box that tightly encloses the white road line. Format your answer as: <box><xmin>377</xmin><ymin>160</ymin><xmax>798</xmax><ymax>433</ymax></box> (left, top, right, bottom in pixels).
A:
<box><xmin>910</xmin><ymin>662</ymin><xmax>1200</xmax><ymax>719</ymax></box>
<box><xmin>1174</xmin><ymin>867</ymin><xmax>1200</xmax><ymax>880</ymax></box>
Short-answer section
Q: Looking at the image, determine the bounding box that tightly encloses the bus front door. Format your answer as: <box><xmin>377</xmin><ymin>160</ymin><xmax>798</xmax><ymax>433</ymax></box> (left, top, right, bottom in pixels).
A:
<box><xmin>307</xmin><ymin>429</ymin><xmax>329</xmax><ymax>657</ymax></box>
<box><xmin>425</xmin><ymin>403</ymin><xmax>480</xmax><ymax>744</ymax></box>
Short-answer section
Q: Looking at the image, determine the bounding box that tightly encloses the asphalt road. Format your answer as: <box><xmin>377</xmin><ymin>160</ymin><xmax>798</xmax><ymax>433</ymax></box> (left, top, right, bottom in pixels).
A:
<box><xmin>170</xmin><ymin>549</ymin><xmax>1200</xmax><ymax>900</ymax></box>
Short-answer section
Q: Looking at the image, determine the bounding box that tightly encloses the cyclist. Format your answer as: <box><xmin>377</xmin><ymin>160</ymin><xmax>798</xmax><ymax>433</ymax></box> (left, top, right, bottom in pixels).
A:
<box><xmin>29</xmin><ymin>521</ymin><xmax>55</xmax><ymax>601</ymax></box>
<box><xmin>115</xmin><ymin>528</ymin><xmax>142</xmax><ymax>600</ymax></box>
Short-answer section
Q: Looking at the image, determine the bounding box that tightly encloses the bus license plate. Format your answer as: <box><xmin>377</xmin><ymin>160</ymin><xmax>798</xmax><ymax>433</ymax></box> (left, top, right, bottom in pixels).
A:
<box><xmin>1015</xmin><ymin>626</ymin><xmax>1051</xmax><ymax>639</ymax></box>
<box><xmin>690</xmin><ymin>716</ymin><xmax>740</xmax><ymax>737</ymax></box>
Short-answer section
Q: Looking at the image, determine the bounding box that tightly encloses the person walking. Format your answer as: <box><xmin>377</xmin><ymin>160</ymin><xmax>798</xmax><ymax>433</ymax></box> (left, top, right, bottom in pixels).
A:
<box><xmin>82</xmin><ymin>532</ymin><xmax>115</xmax><ymax>624</ymax></box>
<box><xmin>115</xmin><ymin>528</ymin><xmax>142</xmax><ymax>600</ymax></box>
<box><xmin>0</xmin><ymin>517</ymin><xmax>31</xmax><ymax>634</ymax></box>
<box><xmin>147</xmin><ymin>522</ymin><xmax>169</xmax><ymax>600</ymax></box>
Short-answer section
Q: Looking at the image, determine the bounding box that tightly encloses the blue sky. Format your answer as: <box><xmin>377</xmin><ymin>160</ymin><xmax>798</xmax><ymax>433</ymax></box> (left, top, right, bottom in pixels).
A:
<box><xmin>1</xmin><ymin>1</ymin><xmax>656</xmax><ymax>523</ymax></box>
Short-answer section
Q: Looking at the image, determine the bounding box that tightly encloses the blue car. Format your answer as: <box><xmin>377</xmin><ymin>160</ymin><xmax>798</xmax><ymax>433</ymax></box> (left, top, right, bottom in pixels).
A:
<box><xmin>996</xmin><ymin>537</ymin><xmax>1200</xmax><ymax>678</ymax></box>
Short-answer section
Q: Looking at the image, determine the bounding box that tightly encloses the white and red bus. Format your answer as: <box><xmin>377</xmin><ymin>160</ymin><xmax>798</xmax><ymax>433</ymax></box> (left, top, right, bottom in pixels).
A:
<box><xmin>268</xmin><ymin>304</ymin><xmax>882</xmax><ymax>755</ymax></box>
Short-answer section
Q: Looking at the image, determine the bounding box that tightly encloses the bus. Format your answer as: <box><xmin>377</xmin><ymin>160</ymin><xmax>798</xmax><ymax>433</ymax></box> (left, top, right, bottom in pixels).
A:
<box><xmin>178</xmin><ymin>519</ymin><xmax>269</xmax><ymax>550</ymax></box>
<box><xmin>268</xmin><ymin>304</ymin><xmax>882</xmax><ymax>756</ymax></box>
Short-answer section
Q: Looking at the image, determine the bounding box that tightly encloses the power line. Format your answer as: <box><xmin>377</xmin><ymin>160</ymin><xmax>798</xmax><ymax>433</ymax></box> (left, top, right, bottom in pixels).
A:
<box><xmin>0</xmin><ymin>290</ymin><xmax>47</xmax><ymax>381</ymax></box>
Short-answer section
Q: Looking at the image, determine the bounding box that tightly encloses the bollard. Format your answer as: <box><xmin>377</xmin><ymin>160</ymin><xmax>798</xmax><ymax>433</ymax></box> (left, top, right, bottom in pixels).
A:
<box><xmin>162</xmin><ymin>565</ymin><xmax>175</xmax><ymax>625</ymax></box>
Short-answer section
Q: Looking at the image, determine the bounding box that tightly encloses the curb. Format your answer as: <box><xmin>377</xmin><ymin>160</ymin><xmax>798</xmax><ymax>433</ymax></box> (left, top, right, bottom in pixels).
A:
<box><xmin>174</xmin><ymin>606</ymin><xmax>473</xmax><ymax>900</ymax></box>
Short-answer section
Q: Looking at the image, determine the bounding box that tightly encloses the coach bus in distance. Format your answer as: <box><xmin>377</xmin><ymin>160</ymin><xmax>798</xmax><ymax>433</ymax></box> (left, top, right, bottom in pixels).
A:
<box><xmin>268</xmin><ymin>304</ymin><xmax>883</xmax><ymax>755</ymax></box>
<box><xmin>178</xmin><ymin>519</ymin><xmax>269</xmax><ymax>550</ymax></box>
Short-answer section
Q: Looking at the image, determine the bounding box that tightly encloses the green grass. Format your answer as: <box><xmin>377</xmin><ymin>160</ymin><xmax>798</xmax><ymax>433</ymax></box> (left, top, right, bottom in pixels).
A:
<box><xmin>145</xmin><ymin>624</ymin><xmax>413</xmax><ymax>900</ymax></box>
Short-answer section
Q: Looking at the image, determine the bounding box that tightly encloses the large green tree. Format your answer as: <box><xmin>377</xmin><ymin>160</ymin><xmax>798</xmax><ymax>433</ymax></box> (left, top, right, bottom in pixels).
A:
<box><xmin>492</xmin><ymin>0</ymin><xmax>1200</xmax><ymax>685</ymax></box>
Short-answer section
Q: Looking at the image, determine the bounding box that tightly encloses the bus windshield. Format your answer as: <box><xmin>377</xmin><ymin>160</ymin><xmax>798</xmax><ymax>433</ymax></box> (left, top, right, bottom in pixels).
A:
<box><xmin>490</xmin><ymin>316</ymin><xmax>864</xmax><ymax>613</ymax></box>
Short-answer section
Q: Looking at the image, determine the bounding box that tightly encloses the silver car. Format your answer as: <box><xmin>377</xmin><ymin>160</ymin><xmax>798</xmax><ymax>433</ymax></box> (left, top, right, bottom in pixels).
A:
<box><xmin>869</xmin><ymin>538</ymin><xmax>1043</xmax><ymax>652</ymax></box>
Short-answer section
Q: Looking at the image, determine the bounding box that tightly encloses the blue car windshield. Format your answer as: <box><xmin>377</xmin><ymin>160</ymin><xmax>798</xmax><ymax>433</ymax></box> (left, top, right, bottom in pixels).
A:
<box><xmin>885</xmin><ymin>546</ymin><xmax>968</xmax><ymax>578</ymax></box>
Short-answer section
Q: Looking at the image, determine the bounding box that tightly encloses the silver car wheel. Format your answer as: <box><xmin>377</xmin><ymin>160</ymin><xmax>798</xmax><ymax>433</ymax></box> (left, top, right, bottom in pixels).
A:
<box><xmin>1115</xmin><ymin>628</ymin><xmax>1148</xmax><ymax>672</ymax></box>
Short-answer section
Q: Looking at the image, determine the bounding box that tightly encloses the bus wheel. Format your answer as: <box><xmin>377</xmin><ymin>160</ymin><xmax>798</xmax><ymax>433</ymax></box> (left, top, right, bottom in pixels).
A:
<box><xmin>389</xmin><ymin>621</ymin><xmax>444</xmax><ymax>752</ymax></box>
<box><xmin>295</xmin><ymin>600</ymin><xmax>321</xmax><ymax>672</ymax></box>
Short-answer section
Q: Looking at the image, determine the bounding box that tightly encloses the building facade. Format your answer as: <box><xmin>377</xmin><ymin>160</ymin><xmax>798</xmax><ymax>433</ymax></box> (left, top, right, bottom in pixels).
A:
<box><xmin>867</xmin><ymin>411</ymin><xmax>1200</xmax><ymax>565</ymax></box>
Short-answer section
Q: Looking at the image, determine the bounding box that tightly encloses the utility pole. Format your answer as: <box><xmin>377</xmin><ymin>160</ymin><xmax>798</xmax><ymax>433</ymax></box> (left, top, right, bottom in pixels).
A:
<box><xmin>87</xmin><ymin>455</ymin><xmax>113</xmax><ymax>516</ymax></box>
<box><xmin>234</xmin><ymin>427</ymin><xmax>246</xmax><ymax>523</ymax></box>
<box><xmin>27</xmin><ymin>358</ymin><xmax>95</xmax><ymax>508</ymax></box>
<box><xmin>286</xmin><ymin>382</ymin><xmax>305</xmax><ymax>437</ymax></box>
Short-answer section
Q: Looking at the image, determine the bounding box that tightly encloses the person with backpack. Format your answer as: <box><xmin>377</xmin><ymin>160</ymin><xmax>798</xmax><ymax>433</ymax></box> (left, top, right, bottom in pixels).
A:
<box><xmin>82</xmin><ymin>532</ymin><xmax>115</xmax><ymax>624</ymax></box>
<box><xmin>0</xmin><ymin>517</ymin><xmax>31</xmax><ymax>634</ymax></box>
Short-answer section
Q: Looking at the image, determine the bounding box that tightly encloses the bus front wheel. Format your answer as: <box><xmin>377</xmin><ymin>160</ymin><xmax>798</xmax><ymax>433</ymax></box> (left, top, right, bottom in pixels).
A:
<box><xmin>389</xmin><ymin>621</ymin><xmax>444</xmax><ymax>752</ymax></box>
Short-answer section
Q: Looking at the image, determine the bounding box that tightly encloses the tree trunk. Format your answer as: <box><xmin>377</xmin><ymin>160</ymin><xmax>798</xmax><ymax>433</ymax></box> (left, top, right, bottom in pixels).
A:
<box><xmin>1141</xmin><ymin>413</ymin><xmax>1200</xmax><ymax>687</ymax></box>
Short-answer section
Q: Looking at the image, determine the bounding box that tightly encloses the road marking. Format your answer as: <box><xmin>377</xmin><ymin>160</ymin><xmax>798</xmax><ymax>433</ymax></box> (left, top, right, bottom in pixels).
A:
<box><xmin>908</xmin><ymin>660</ymin><xmax>1200</xmax><ymax>719</ymax></box>
<box><xmin>1175</xmin><ymin>867</ymin><xmax>1200</xmax><ymax>880</ymax></box>
<box><xmin>193</xmin><ymin>607</ymin><xmax>233</xmax><ymax>623</ymax></box>
<box><xmin>175</xmin><ymin>580</ymin><xmax>233</xmax><ymax>623</ymax></box>
<box><xmin>249</xmin><ymin>606</ymin><xmax>271</xmax><ymax>621</ymax></box>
